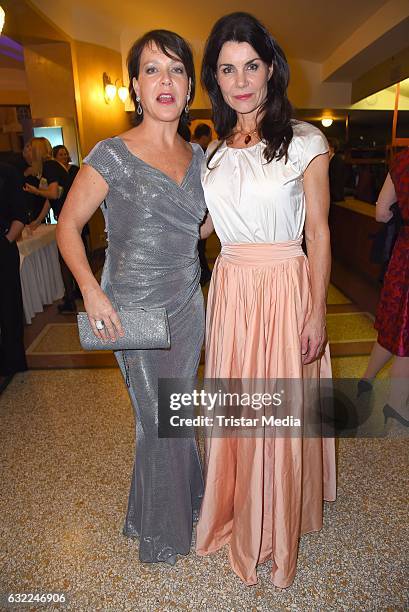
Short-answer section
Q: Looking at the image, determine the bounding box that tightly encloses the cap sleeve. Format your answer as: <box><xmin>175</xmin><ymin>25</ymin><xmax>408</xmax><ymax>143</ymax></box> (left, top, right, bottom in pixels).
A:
<box><xmin>83</xmin><ymin>138</ymin><xmax>121</xmax><ymax>186</ymax></box>
<box><xmin>301</xmin><ymin>126</ymin><xmax>329</xmax><ymax>173</ymax></box>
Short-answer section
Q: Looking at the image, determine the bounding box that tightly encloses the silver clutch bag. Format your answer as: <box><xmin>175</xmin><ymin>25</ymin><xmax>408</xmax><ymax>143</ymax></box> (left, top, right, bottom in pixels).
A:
<box><xmin>77</xmin><ymin>307</ymin><xmax>170</xmax><ymax>351</ymax></box>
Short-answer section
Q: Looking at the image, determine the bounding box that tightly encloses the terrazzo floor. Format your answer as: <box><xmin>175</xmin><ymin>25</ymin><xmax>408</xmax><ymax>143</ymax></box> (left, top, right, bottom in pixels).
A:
<box><xmin>1</xmin><ymin>368</ymin><xmax>408</xmax><ymax>611</ymax></box>
<box><xmin>3</xmin><ymin>240</ymin><xmax>408</xmax><ymax>612</ymax></box>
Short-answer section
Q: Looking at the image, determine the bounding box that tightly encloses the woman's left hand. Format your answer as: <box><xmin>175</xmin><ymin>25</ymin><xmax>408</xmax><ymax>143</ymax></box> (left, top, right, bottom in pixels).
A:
<box><xmin>301</xmin><ymin>313</ymin><xmax>327</xmax><ymax>364</ymax></box>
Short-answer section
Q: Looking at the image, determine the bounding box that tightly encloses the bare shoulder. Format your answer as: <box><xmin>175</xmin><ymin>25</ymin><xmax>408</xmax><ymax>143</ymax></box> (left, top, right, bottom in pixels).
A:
<box><xmin>117</xmin><ymin>126</ymin><xmax>140</xmax><ymax>143</ymax></box>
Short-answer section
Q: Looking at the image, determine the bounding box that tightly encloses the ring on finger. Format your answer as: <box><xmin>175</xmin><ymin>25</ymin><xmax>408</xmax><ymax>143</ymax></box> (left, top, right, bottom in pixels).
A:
<box><xmin>95</xmin><ymin>319</ymin><xmax>105</xmax><ymax>330</ymax></box>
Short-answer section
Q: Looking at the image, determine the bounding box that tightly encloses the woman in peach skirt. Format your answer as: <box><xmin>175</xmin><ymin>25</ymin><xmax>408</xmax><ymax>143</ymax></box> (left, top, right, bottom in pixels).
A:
<box><xmin>197</xmin><ymin>12</ymin><xmax>336</xmax><ymax>588</ymax></box>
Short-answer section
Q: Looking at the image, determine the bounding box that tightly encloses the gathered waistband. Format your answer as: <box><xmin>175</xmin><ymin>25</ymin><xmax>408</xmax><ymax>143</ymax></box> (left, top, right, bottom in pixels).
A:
<box><xmin>220</xmin><ymin>238</ymin><xmax>304</xmax><ymax>265</ymax></box>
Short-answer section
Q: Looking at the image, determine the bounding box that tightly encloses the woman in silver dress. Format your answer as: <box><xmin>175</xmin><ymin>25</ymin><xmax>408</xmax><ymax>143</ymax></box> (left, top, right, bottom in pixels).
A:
<box><xmin>57</xmin><ymin>30</ymin><xmax>207</xmax><ymax>565</ymax></box>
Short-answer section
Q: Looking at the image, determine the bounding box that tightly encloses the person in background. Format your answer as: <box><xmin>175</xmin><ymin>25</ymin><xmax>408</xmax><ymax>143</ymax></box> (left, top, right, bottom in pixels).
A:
<box><xmin>192</xmin><ymin>123</ymin><xmax>212</xmax><ymax>152</ymax></box>
<box><xmin>20</xmin><ymin>138</ymin><xmax>50</xmax><ymax>228</ymax></box>
<box><xmin>52</xmin><ymin>144</ymin><xmax>80</xmax><ymax>187</ymax></box>
<box><xmin>192</xmin><ymin>123</ymin><xmax>213</xmax><ymax>285</ymax></box>
<box><xmin>53</xmin><ymin>144</ymin><xmax>90</xmax><ymax>258</ymax></box>
<box><xmin>359</xmin><ymin>148</ymin><xmax>409</xmax><ymax>427</ymax></box>
<box><xmin>23</xmin><ymin>137</ymin><xmax>68</xmax><ymax>220</ymax></box>
<box><xmin>327</xmin><ymin>137</ymin><xmax>345</xmax><ymax>203</ymax></box>
<box><xmin>0</xmin><ymin>162</ymin><xmax>28</xmax><ymax>381</ymax></box>
<box><xmin>24</xmin><ymin>138</ymin><xmax>77</xmax><ymax>313</ymax></box>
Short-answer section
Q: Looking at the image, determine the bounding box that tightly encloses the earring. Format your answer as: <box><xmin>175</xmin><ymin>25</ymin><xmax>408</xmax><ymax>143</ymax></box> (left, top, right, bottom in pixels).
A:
<box><xmin>185</xmin><ymin>77</ymin><xmax>191</xmax><ymax>114</ymax></box>
<box><xmin>136</xmin><ymin>96</ymin><xmax>143</xmax><ymax>116</ymax></box>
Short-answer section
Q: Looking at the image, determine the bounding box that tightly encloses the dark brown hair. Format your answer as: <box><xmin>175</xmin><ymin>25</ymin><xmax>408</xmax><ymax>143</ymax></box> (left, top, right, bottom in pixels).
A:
<box><xmin>202</xmin><ymin>12</ymin><xmax>293</xmax><ymax>166</ymax></box>
<box><xmin>127</xmin><ymin>29</ymin><xmax>195</xmax><ymax>134</ymax></box>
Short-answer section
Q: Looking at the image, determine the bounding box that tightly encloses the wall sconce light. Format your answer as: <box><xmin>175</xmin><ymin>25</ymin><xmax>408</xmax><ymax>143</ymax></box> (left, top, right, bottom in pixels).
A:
<box><xmin>103</xmin><ymin>73</ymin><xmax>128</xmax><ymax>104</ymax></box>
<box><xmin>103</xmin><ymin>72</ymin><xmax>116</xmax><ymax>103</ymax></box>
<box><xmin>321</xmin><ymin>117</ymin><xmax>333</xmax><ymax>128</ymax></box>
<box><xmin>118</xmin><ymin>84</ymin><xmax>129</xmax><ymax>103</ymax></box>
<box><xmin>0</xmin><ymin>6</ymin><xmax>5</xmax><ymax>35</ymax></box>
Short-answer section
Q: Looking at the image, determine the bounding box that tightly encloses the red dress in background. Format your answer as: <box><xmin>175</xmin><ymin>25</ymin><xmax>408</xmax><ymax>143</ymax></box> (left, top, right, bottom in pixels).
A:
<box><xmin>374</xmin><ymin>149</ymin><xmax>409</xmax><ymax>356</ymax></box>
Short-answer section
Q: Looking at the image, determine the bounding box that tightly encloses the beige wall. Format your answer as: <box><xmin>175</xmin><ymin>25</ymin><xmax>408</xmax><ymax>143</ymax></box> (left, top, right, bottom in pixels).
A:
<box><xmin>0</xmin><ymin>89</ymin><xmax>30</xmax><ymax>105</ymax></box>
<box><xmin>71</xmin><ymin>40</ymin><xmax>130</xmax><ymax>250</ymax></box>
<box><xmin>0</xmin><ymin>68</ymin><xmax>30</xmax><ymax>105</ymax></box>
<box><xmin>22</xmin><ymin>37</ymin><xmax>130</xmax><ymax>251</ymax></box>
<box><xmin>71</xmin><ymin>40</ymin><xmax>130</xmax><ymax>156</ymax></box>
<box><xmin>23</xmin><ymin>42</ymin><xmax>76</xmax><ymax>118</ymax></box>
<box><xmin>0</xmin><ymin>107</ymin><xmax>23</xmax><ymax>151</ymax></box>
<box><xmin>288</xmin><ymin>59</ymin><xmax>352</xmax><ymax>108</ymax></box>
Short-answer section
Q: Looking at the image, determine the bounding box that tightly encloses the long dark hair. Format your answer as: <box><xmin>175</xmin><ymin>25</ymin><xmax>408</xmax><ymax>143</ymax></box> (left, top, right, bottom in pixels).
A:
<box><xmin>127</xmin><ymin>30</ymin><xmax>195</xmax><ymax>136</ymax></box>
<box><xmin>202</xmin><ymin>12</ymin><xmax>293</xmax><ymax>164</ymax></box>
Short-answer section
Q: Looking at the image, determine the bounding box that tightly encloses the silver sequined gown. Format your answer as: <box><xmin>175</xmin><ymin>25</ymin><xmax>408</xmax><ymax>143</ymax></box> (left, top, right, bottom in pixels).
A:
<box><xmin>84</xmin><ymin>137</ymin><xmax>206</xmax><ymax>564</ymax></box>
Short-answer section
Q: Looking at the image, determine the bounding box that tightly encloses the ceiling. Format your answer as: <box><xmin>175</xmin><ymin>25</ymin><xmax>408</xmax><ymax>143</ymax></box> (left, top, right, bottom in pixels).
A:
<box><xmin>26</xmin><ymin>0</ymin><xmax>391</xmax><ymax>62</ymax></box>
<box><xmin>2</xmin><ymin>0</ymin><xmax>408</xmax><ymax>112</ymax></box>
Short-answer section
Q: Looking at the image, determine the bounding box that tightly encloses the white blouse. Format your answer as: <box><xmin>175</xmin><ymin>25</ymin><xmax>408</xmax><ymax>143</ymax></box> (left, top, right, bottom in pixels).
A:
<box><xmin>202</xmin><ymin>121</ymin><xmax>329</xmax><ymax>244</ymax></box>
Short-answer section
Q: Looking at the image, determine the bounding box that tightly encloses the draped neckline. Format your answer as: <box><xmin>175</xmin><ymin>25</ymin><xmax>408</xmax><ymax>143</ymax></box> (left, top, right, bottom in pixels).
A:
<box><xmin>114</xmin><ymin>136</ymin><xmax>196</xmax><ymax>189</ymax></box>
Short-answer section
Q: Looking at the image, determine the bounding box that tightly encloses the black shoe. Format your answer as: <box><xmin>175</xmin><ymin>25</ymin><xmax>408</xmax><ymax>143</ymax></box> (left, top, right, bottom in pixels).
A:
<box><xmin>383</xmin><ymin>404</ymin><xmax>409</xmax><ymax>427</ymax></box>
<box><xmin>357</xmin><ymin>379</ymin><xmax>373</xmax><ymax>398</ymax></box>
<box><xmin>58</xmin><ymin>300</ymin><xmax>77</xmax><ymax>314</ymax></box>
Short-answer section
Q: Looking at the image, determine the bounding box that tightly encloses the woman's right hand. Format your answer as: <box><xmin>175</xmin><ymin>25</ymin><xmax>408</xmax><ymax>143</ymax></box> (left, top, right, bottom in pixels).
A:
<box><xmin>23</xmin><ymin>183</ymin><xmax>38</xmax><ymax>195</ymax></box>
<box><xmin>82</xmin><ymin>286</ymin><xmax>124</xmax><ymax>343</ymax></box>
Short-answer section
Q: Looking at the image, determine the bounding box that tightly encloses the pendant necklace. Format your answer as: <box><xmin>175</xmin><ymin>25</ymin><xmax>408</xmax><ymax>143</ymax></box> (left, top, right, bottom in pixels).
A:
<box><xmin>227</xmin><ymin>127</ymin><xmax>259</xmax><ymax>146</ymax></box>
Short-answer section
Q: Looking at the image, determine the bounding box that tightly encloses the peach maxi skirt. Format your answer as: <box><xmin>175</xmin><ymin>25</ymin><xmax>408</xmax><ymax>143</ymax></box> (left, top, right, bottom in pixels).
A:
<box><xmin>196</xmin><ymin>239</ymin><xmax>337</xmax><ymax>588</ymax></box>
